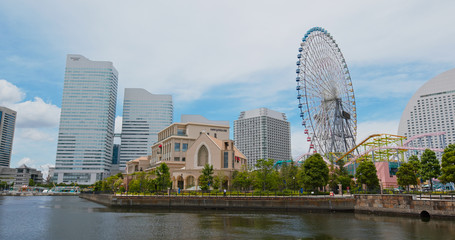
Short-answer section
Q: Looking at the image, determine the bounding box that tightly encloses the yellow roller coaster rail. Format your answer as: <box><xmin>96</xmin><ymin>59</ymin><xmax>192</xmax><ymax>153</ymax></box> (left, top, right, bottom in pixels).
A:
<box><xmin>337</xmin><ymin>132</ymin><xmax>447</xmax><ymax>166</ymax></box>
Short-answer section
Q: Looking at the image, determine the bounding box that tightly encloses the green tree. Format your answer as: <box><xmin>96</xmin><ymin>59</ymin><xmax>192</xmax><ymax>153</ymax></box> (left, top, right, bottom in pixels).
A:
<box><xmin>278</xmin><ymin>162</ymin><xmax>298</xmax><ymax>190</ymax></box>
<box><xmin>212</xmin><ymin>172</ymin><xmax>226</xmax><ymax>191</ymax></box>
<box><xmin>114</xmin><ymin>178</ymin><xmax>124</xmax><ymax>192</ymax></box>
<box><xmin>396</xmin><ymin>163</ymin><xmax>417</xmax><ymax>191</ymax></box>
<box><xmin>300</xmin><ymin>154</ymin><xmax>329</xmax><ymax>191</ymax></box>
<box><xmin>355</xmin><ymin>160</ymin><xmax>380</xmax><ymax>191</ymax></box>
<box><xmin>104</xmin><ymin>175</ymin><xmax>120</xmax><ymax>193</ymax></box>
<box><xmin>444</xmin><ymin>144</ymin><xmax>455</xmax><ymax>154</ymax></box>
<box><xmin>439</xmin><ymin>146</ymin><xmax>455</xmax><ymax>184</ymax></box>
<box><xmin>199</xmin><ymin>164</ymin><xmax>214</xmax><ymax>191</ymax></box>
<box><xmin>0</xmin><ymin>181</ymin><xmax>8</xmax><ymax>190</ymax></box>
<box><xmin>253</xmin><ymin>159</ymin><xmax>276</xmax><ymax>191</ymax></box>
<box><xmin>289</xmin><ymin>162</ymin><xmax>299</xmax><ymax>190</ymax></box>
<box><xmin>336</xmin><ymin>159</ymin><xmax>353</xmax><ymax>190</ymax></box>
<box><xmin>101</xmin><ymin>180</ymin><xmax>109</xmax><ymax>192</ymax></box>
<box><xmin>408</xmin><ymin>155</ymin><xmax>420</xmax><ymax>175</ymax></box>
<box><xmin>128</xmin><ymin>179</ymin><xmax>140</xmax><ymax>193</ymax></box>
<box><xmin>328</xmin><ymin>164</ymin><xmax>339</xmax><ymax>192</ymax></box>
<box><xmin>155</xmin><ymin>163</ymin><xmax>171</xmax><ymax>191</ymax></box>
<box><xmin>232</xmin><ymin>168</ymin><xmax>253</xmax><ymax>191</ymax></box>
<box><xmin>420</xmin><ymin>149</ymin><xmax>441</xmax><ymax>191</ymax></box>
<box><xmin>28</xmin><ymin>178</ymin><xmax>36</xmax><ymax>186</ymax></box>
<box><xmin>337</xmin><ymin>175</ymin><xmax>353</xmax><ymax>190</ymax></box>
<box><xmin>94</xmin><ymin>180</ymin><xmax>102</xmax><ymax>191</ymax></box>
<box><xmin>130</xmin><ymin>171</ymin><xmax>150</xmax><ymax>193</ymax></box>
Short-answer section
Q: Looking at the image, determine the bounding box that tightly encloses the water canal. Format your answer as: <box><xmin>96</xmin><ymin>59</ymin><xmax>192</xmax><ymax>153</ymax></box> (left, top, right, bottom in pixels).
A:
<box><xmin>1</xmin><ymin>196</ymin><xmax>454</xmax><ymax>240</ymax></box>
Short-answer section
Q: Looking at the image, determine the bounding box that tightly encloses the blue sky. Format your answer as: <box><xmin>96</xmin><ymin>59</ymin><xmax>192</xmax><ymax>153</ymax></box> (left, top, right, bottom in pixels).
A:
<box><xmin>0</xmin><ymin>1</ymin><xmax>454</xmax><ymax>175</ymax></box>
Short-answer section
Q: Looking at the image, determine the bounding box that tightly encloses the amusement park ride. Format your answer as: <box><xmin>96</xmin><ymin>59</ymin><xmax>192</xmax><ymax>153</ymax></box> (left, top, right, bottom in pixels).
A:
<box><xmin>294</xmin><ymin>27</ymin><xmax>447</xmax><ymax>186</ymax></box>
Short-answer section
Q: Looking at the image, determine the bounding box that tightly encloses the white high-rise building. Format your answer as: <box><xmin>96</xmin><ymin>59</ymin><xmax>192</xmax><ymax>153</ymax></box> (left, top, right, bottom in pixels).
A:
<box><xmin>398</xmin><ymin>68</ymin><xmax>455</xmax><ymax>157</ymax></box>
<box><xmin>54</xmin><ymin>54</ymin><xmax>118</xmax><ymax>184</ymax></box>
<box><xmin>234</xmin><ymin>108</ymin><xmax>291</xmax><ymax>167</ymax></box>
<box><xmin>119</xmin><ymin>88</ymin><xmax>173</xmax><ymax>170</ymax></box>
<box><xmin>0</xmin><ymin>107</ymin><xmax>16</xmax><ymax>167</ymax></box>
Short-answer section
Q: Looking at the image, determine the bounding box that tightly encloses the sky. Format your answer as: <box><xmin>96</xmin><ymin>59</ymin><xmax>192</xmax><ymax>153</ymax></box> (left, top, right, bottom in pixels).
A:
<box><xmin>0</xmin><ymin>1</ymin><xmax>454</xmax><ymax>176</ymax></box>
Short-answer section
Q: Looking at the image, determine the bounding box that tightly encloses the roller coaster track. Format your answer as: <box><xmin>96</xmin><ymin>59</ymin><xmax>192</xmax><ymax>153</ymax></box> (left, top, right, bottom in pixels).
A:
<box><xmin>339</xmin><ymin>132</ymin><xmax>446</xmax><ymax>165</ymax></box>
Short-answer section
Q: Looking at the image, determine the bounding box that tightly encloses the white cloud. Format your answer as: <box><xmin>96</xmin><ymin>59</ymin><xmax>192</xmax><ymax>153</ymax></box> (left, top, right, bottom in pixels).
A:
<box><xmin>18</xmin><ymin>128</ymin><xmax>54</xmax><ymax>141</ymax></box>
<box><xmin>0</xmin><ymin>79</ymin><xmax>25</xmax><ymax>105</ymax></box>
<box><xmin>10</xmin><ymin>97</ymin><xmax>60</xmax><ymax>128</ymax></box>
<box><xmin>291</xmin><ymin>128</ymin><xmax>311</xmax><ymax>159</ymax></box>
<box><xmin>3</xmin><ymin>1</ymin><xmax>453</xmax><ymax>104</ymax></box>
<box><xmin>38</xmin><ymin>163</ymin><xmax>54</xmax><ymax>179</ymax></box>
<box><xmin>1</xmin><ymin>0</ymin><xmax>454</xmax><ymax>173</ymax></box>
<box><xmin>355</xmin><ymin>74</ymin><xmax>425</xmax><ymax>99</ymax></box>
<box><xmin>356</xmin><ymin>120</ymin><xmax>400</xmax><ymax>144</ymax></box>
<box><xmin>0</xmin><ymin>80</ymin><xmax>61</xmax><ymax>128</ymax></box>
<box><xmin>17</xmin><ymin>157</ymin><xmax>35</xmax><ymax>168</ymax></box>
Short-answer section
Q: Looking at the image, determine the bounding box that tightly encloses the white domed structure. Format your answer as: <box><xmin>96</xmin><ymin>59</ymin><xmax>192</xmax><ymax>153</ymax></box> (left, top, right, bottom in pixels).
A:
<box><xmin>398</xmin><ymin>68</ymin><xmax>455</xmax><ymax>154</ymax></box>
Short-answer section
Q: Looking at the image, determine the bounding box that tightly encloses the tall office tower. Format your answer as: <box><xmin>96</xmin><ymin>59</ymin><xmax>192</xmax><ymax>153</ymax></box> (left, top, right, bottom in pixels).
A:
<box><xmin>119</xmin><ymin>88</ymin><xmax>173</xmax><ymax>170</ymax></box>
<box><xmin>234</xmin><ymin>108</ymin><xmax>291</xmax><ymax>168</ymax></box>
<box><xmin>0</xmin><ymin>107</ymin><xmax>17</xmax><ymax>167</ymax></box>
<box><xmin>398</xmin><ymin>68</ymin><xmax>455</xmax><ymax>158</ymax></box>
<box><xmin>54</xmin><ymin>54</ymin><xmax>118</xmax><ymax>184</ymax></box>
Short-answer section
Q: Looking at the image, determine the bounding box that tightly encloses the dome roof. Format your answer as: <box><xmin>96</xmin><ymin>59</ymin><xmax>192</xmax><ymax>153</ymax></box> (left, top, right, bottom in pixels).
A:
<box><xmin>398</xmin><ymin>68</ymin><xmax>455</xmax><ymax>136</ymax></box>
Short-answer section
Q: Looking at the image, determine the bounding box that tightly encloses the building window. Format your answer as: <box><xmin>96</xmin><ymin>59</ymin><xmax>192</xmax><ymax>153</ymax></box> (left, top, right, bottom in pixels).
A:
<box><xmin>224</xmin><ymin>152</ymin><xmax>228</xmax><ymax>168</ymax></box>
<box><xmin>175</xmin><ymin>143</ymin><xmax>180</xmax><ymax>152</ymax></box>
<box><xmin>198</xmin><ymin>145</ymin><xmax>208</xmax><ymax>166</ymax></box>
<box><xmin>182</xmin><ymin>143</ymin><xmax>188</xmax><ymax>152</ymax></box>
<box><xmin>182</xmin><ymin>157</ymin><xmax>186</xmax><ymax>162</ymax></box>
<box><xmin>174</xmin><ymin>157</ymin><xmax>180</xmax><ymax>161</ymax></box>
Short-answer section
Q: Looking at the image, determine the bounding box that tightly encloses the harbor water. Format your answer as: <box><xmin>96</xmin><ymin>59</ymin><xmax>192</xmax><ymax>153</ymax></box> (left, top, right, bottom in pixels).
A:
<box><xmin>0</xmin><ymin>196</ymin><xmax>454</xmax><ymax>240</ymax></box>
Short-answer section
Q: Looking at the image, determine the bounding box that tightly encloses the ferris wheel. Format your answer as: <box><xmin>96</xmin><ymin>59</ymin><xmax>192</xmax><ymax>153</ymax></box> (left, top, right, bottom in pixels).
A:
<box><xmin>295</xmin><ymin>27</ymin><xmax>357</xmax><ymax>157</ymax></box>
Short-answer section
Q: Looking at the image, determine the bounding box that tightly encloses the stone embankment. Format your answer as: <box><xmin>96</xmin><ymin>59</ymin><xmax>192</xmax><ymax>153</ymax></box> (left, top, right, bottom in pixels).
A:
<box><xmin>355</xmin><ymin>194</ymin><xmax>455</xmax><ymax>218</ymax></box>
<box><xmin>80</xmin><ymin>193</ymin><xmax>455</xmax><ymax>218</ymax></box>
<box><xmin>81</xmin><ymin>194</ymin><xmax>355</xmax><ymax>212</ymax></box>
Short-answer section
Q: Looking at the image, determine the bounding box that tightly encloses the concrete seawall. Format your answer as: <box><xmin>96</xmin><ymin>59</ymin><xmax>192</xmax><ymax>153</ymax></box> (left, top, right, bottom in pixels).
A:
<box><xmin>80</xmin><ymin>194</ymin><xmax>455</xmax><ymax>218</ymax></box>
<box><xmin>80</xmin><ymin>194</ymin><xmax>355</xmax><ymax>212</ymax></box>
<box><xmin>355</xmin><ymin>194</ymin><xmax>455</xmax><ymax>218</ymax></box>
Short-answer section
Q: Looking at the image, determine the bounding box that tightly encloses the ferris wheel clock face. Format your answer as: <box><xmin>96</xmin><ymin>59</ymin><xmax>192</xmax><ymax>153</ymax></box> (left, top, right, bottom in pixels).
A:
<box><xmin>296</xmin><ymin>27</ymin><xmax>357</xmax><ymax>156</ymax></box>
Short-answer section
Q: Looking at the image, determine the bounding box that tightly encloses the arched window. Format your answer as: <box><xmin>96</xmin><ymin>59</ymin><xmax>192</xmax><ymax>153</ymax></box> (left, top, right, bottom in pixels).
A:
<box><xmin>197</xmin><ymin>145</ymin><xmax>208</xmax><ymax>166</ymax></box>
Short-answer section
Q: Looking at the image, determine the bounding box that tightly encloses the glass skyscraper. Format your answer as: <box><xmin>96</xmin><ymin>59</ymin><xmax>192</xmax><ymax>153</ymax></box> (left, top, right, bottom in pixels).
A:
<box><xmin>0</xmin><ymin>106</ymin><xmax>17</xmax><ymax>167</ymax></box>
<box><xmin>54</xmin><ymin>54</ymin><xmax>118</xmax><ymax>184</ymax></box>
<box><xmin>119</xmin><ymin>88</ymin><xmax>173</xmax><ymax>170</ymax></box>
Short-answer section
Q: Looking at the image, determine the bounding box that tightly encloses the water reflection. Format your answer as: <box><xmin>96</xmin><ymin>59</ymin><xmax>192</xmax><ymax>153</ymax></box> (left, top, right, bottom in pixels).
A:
<box><xmin>1</xmin><ymin>196</ymin><xmax>455</xmax><ymax>240</ymax></box>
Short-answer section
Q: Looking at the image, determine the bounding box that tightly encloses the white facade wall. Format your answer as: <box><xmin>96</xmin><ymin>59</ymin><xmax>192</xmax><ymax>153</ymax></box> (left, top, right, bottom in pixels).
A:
<box><xmin>54</xmin><ymin>54</ymin><xmax>118</xmax><ymax>184</ymax></box>
<box><xmin>119</xmin><ymin>88</ymin><xmax>173</xmax><ymax>170</ymax></box>
<box><xmin>0</xmin><ymin>107</ymin><xmax>16</xmax><ymax>167</ymax></box>
<box><xmin>398</xmin><ymin>68</ymin><xmax>455</xmax><ymax>159</ymax></box>
<box><xmin>234</xmin><ymin>108</ymin><xmax>291</xmax><ymax>168</ymax></box>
